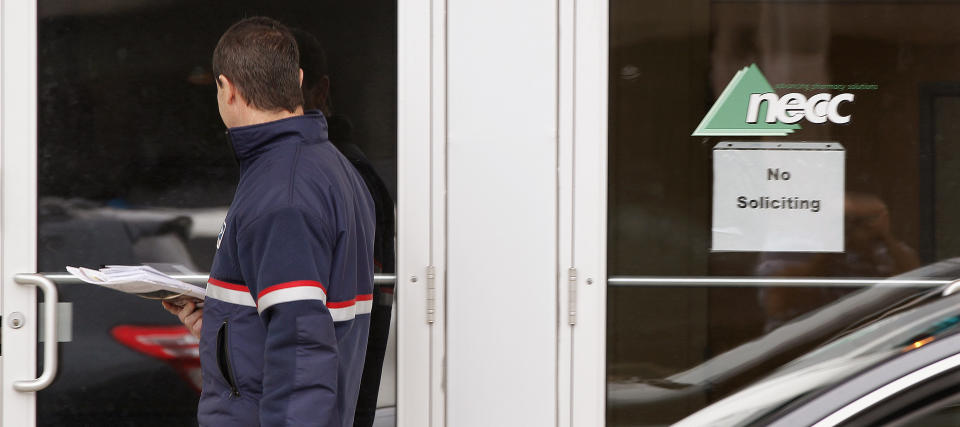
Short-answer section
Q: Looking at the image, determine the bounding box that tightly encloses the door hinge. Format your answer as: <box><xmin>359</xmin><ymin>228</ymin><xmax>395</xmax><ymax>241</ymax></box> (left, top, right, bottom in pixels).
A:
<box><xmin>426</xmin><ymin>265</ymin><xmax>437</xmax><ymax>324</ymax></box>
<box><xmin>568</xmin><ymin>267</ymin><xmax>577</xmax><ymax>325</ymax></box>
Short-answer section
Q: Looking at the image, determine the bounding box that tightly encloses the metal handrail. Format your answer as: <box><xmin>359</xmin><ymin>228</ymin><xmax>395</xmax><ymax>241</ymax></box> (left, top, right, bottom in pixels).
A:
<box><xmin>39</xmin><ymin>273</ymin><xmax>398</xmax><ymax>286</ymax></box>
<box><xmin>12</xmin><ymin>274</ymin><xmax>59</xmax><ymax>392</ymax></box>
<box><xmin>608</xmin><ymin>276</ymin><xmax>952</xmax><ymax>288</ymax></box>
<box><xmin>39</xmin><ymin>272</ymin><xmax>947</xmax><ymax>288</ymax></box>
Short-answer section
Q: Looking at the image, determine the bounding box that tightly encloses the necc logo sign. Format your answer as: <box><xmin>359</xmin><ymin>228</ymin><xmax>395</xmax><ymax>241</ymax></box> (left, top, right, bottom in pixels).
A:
<box><xmin>746</xmin><ymin>92</ymin><xmax>854</xmax><ymax>125</ymax></box>
<box><xmin>693</xmin><ymin>64</ymin><xmax>855</xmax><ymax>137</ymax></box>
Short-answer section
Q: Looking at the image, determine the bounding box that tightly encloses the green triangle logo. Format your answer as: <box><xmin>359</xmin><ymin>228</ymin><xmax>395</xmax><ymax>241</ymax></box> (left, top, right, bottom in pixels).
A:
<box><xmin>692</xmin><ymin>64</ymin><xmax>801</xmax><ymax>136</ymax></box>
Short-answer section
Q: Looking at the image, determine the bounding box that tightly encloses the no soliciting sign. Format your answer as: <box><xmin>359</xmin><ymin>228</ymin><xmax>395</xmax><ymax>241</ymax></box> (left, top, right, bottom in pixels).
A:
<box><xmin>712</xmin><ymin>142</ymin><xmax>845</xmax><ymax>252</ymax></box>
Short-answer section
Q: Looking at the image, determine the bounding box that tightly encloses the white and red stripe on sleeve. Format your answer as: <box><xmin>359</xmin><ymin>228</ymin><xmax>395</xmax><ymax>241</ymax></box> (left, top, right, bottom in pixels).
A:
<box><xmin>208</xmin><ymin>277</ymin><xmax>373</xmax><ymax>321</ymax></box>
<box><xmin>256</xmin><ymin>280</ymin><xmax>328</xmax><ymax>314</ymax></box>
<box><xmin>206</xmin><ymin>278</ymin><xmax>256</xmax><ymax>307</ymax></box>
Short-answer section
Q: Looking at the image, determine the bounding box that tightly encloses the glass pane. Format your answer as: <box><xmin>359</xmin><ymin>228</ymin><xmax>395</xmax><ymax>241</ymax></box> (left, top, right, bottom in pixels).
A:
<box><xmin>37</xmin><ymin>2</ymin><xmax>396</xmax><ymax>425</ymax></box>
<box><xmin>607</xmin><ymin>1</ymin><xmax>960</xmax><ymax>425</ymax></box>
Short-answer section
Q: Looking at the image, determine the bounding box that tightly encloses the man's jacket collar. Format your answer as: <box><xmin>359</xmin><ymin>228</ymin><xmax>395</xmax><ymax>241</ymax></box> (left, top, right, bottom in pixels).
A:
<box><xmin>226</xmin><ymin>111</ymin><xmax>329</xmax><ymax>169</ymax></box>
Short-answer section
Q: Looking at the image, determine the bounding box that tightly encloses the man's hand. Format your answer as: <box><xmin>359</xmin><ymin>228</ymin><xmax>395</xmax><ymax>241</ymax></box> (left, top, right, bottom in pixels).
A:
<box><xmin>161</xmin><ymin>300</ymin><xmax>203</xmax><ymax>339</ymax></box>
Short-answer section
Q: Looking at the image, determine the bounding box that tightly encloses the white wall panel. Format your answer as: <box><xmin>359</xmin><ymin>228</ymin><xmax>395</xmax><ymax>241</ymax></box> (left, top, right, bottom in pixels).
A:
<box><xmin>446</xmin><ymin>0</ymin><xmax>558</xmax><ymax>425</ymax></box>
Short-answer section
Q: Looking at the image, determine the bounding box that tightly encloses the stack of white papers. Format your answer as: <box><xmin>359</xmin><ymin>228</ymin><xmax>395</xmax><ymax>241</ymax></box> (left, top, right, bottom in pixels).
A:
<box><xmin>66</xmin><ymin>265</ymin><xmax>205</xmax><ymax>301</ymax></box>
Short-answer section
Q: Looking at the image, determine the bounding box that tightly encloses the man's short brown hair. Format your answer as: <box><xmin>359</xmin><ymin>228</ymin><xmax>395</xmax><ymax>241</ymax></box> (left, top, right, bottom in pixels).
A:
<box><xmin>212</xmin><ymin>17</ymin><xmax>304</xmax><ymax>113</ymax></box>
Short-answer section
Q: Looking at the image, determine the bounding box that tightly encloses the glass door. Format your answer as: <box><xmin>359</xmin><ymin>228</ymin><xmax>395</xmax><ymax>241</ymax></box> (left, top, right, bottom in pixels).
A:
<box><xmin>604</xmin><ymin>1</ymin><xmax>960</xmax><ymax>425</ymax></box>
<box><xmin>3</xmin><ymin>1</ymin><xmax>404</xmax><ymax>425</ymax></box>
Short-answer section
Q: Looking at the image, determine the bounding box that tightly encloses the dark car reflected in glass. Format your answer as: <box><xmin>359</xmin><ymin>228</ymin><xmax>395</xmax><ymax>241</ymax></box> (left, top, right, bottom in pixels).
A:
<box><xmin>676</xmin><ymin>280</ymin><xmax>960</xmax><ymax>426</ymax></box>
<box><xmin>607</xmin><ymin>259</ymin><xmax>960</xmax><ymax>425</ymax></box>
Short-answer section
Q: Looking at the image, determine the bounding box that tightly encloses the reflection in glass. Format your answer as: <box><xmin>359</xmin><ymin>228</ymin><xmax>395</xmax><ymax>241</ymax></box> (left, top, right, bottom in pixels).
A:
<box><xmin>37</xmin><ymin>1</ymin><xmax>396</xmax><ymax>425</ymax></box>
<box><xmin>675</xmin><ymin>287</ymin><xmax>960</xmax><ymax>426</ymax></box>
<box><xmin>608</xmin><ymin>1</ymin><xmax>960</xmax><ymax>424</ymax></box>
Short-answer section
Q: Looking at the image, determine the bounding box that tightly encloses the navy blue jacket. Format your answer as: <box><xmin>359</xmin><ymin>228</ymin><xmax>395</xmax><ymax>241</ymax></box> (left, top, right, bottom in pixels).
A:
<box><xmin>198</xmin><ymin>112</ymin><xmax>376</xmax><ymax>427</ymax></box>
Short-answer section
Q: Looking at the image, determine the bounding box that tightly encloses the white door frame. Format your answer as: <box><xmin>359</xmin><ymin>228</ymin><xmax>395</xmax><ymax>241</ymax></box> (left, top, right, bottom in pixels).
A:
<box><xmin>565</xmin><ymin>0</ymin><xmax>608</xmax><ymax>426</ymax></box>
<box><xmin>397</xmin><ymin>0</ymin><xmax>445</xmax><ymax>426</ymax></box>
<box><xmin>401</xmin><ymin>0</ymin><xmax>608</xmax><ymax>424</ymax></box>
<box><xmin>1</xmin><ymin>0</ymin><xmax>40</xmax><ymax>426</ymax></box>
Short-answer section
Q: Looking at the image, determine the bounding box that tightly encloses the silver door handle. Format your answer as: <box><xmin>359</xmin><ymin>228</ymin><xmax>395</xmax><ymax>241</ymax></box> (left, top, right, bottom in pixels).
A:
<box><xmin>12</xmin><ymin>274</ymin><xmax>59</xmax><ymax>392</ymax></box>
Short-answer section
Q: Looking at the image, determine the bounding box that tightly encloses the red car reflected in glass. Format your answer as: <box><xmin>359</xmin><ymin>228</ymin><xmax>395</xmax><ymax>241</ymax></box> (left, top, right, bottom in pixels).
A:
<box><xmin>112</xmin><ymin>325</ymin><xmax>201</xmax><ymax>393</ymax></box>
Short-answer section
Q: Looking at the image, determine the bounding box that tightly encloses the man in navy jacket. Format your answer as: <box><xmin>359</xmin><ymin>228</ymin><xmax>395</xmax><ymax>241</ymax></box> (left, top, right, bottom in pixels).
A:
<box><xmin>169</xmin><ymin>17</ymin><xmax>376</xmax><ymax>427</ymax></box>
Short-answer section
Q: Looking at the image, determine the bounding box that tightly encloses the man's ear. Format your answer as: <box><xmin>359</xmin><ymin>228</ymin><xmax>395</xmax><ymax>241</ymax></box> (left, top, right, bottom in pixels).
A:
<box><xmin>218</xmin><ymin>74</ymin><xmax>237</xmax><ymax>104</ymax></box>
<box><xmin>299</xmin><ymin>68</ymin><xmax>304</xmax><ymax>88</ymax></box>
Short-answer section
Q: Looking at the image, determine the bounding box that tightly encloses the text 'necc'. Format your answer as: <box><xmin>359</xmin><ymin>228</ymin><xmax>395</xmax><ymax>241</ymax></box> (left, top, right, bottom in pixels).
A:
<box><xmin>746</xmin><ymin>93</ymin><xmax>855</xmax><ymax>125</ymax></box>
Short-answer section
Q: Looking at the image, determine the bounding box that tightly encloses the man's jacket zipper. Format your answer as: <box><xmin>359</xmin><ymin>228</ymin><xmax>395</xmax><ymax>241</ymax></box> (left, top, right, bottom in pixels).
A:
<box><xmin>216</xmin><ymin>321</ymin><xmax>241</xmax><ymax>397</ymax></box>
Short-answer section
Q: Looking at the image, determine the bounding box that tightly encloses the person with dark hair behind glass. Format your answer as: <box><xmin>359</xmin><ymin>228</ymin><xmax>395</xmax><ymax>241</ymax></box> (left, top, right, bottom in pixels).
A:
<box><xmin>163</xmin><ymin>17</ymin><xmax>375</xmax><ymax>427</ymax></box>
<box><xmin>292</xmin><ymin>28</ymin><xmax>396</xmax><ymax>427</ymax></box>
<box><xmin>165</xmin><ymin>22</ymin><xmax>396</xmax><ymax>427</ymax></box>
